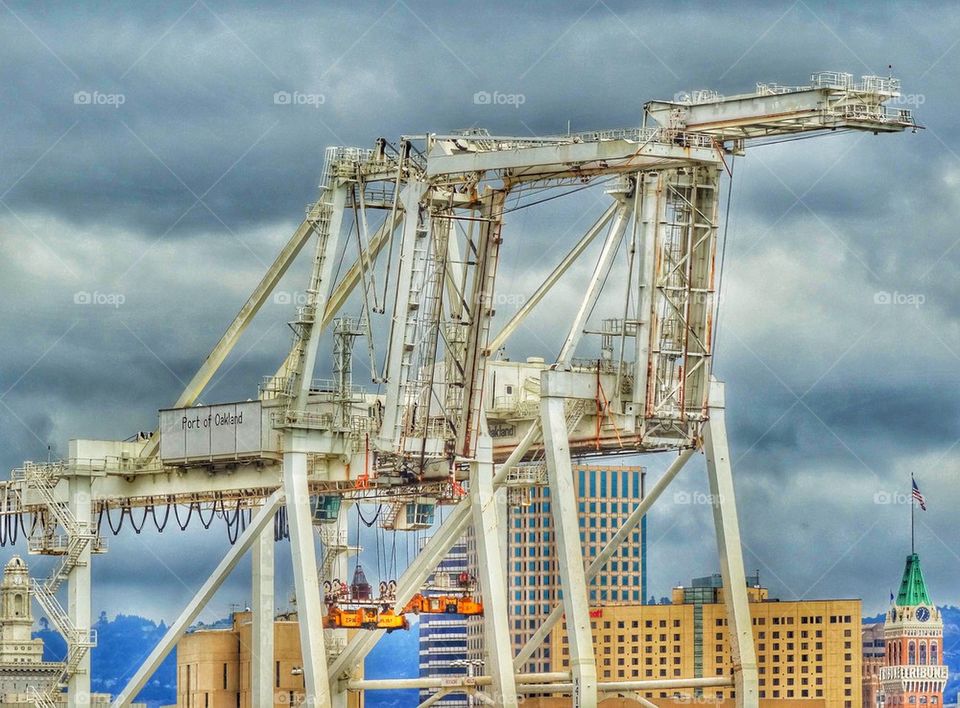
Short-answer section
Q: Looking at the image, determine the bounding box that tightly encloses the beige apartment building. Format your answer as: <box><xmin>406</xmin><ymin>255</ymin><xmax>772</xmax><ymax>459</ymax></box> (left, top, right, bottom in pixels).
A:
<box><xmin>175</xmin><ymin>610</ymin><xmax>362</xmax><ymax>708</ymax></box>
<box><xmin>544</xmin><ymin>575</ymin><xmax>862</xmax><ymax>707</ymax></box>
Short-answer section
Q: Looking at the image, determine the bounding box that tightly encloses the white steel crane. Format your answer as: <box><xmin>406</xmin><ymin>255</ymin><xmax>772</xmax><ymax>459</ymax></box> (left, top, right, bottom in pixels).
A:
<box><xmin>2</xmin><ymin>71</ymin><xmax>915</xmax><ymax>708</ymax></box>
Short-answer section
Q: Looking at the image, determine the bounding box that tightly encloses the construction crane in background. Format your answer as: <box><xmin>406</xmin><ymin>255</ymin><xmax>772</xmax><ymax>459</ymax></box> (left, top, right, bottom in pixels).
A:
<box><xmin>0</xmin><ymin>71</ymin><xmax>915</xmax><ymax>708</ymax></box>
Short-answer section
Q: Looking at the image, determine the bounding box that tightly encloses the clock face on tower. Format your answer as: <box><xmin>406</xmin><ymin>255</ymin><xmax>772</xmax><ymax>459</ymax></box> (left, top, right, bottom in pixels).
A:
<box><xmin>917</xmin><ymin>606</ymin><xmax>931</xmax><ymax>622</ymax></box>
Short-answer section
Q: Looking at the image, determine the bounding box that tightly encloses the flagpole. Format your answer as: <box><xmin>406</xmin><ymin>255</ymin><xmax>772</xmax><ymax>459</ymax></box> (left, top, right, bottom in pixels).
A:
<box><xmin>911</xmin><ymin>473</ymin><xmax>915</xmax><ymax>555</ymax></box>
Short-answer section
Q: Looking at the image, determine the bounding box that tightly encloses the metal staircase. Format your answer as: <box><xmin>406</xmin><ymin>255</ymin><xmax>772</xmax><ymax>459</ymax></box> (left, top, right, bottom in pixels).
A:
<box><xmin>28</xmin><ymin>685</ymin><xmax>57</xmax><ymax>708</ymax></box>
<box><xmin>14</xmin><ymin>461</ymin><xmax>98</xmax><ymax>698</ymax></box>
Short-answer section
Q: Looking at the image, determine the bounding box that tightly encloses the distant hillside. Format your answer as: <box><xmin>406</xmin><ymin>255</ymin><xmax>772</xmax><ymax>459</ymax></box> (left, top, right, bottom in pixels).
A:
<box><xmin>35</xmin><ymin>612</ymin><xmax>175</xmax><ymax>707</ymax></box>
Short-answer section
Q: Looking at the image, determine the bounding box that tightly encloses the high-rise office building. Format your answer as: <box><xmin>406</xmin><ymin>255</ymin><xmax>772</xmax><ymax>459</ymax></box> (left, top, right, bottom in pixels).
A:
<box><xmin>428</xmin><ymin>464</ymin><xmax>647</xmax><ymax>680</ymax></box>
<box><xmin>507</xmin><ymin>464</ymin><xmax>646</xmax><ymax>673</ymax></box>
<box><xmin>418</xmin><ymin>540</ymin><xmax>471</xmax><ymax>707</ymax></box>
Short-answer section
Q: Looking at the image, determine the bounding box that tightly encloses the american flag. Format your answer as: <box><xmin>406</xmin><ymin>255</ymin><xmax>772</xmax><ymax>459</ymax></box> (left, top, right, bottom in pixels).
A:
<box><xmin>912</xmin><ymin>478</ymin><xmax>927</xmax><ymax>511</ymax></box>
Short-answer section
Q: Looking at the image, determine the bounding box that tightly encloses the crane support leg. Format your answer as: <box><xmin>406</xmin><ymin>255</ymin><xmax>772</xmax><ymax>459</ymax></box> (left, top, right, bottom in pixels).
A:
<box><xmin>67</xmin><ymin>474</ymin><xmax>93</xmax><ymax>708</ymax></box>
<box><xmin>251</xmin><ymin>524</ymin><xmax>275</xmax><ymax>708</ymax></box>
<box><xmin>540</xmin><ymin>379</ymin><xmax>597</xmax><ymax>708</ymax></box>
<box><xmin>471</xmin><ymin>431</ymin><xmax>518</xmax><ymax>706</ymax></box>
<box><xmin>284</xmin><ymin>446</ymin><xmax>331</xmax><ymax>707</ymax></box>
<box><xmin>703</xmin><ymin>379</ymin><xmax>759</xmax><ymax>708</ymax></box>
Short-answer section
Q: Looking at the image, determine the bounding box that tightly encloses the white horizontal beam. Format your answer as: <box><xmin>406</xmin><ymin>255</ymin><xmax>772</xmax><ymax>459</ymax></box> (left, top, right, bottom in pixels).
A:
<box><xmin>427</xmin><ymin>140</ymin><xmax>718</xmax><ymax>178</ymax></box>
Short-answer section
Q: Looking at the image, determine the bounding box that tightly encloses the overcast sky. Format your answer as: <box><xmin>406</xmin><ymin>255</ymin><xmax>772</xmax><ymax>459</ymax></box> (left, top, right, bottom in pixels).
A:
<box><xmin>2</xmin><ymin>0</ymin><xmax>959</xmax><ymax>645</ymax></box>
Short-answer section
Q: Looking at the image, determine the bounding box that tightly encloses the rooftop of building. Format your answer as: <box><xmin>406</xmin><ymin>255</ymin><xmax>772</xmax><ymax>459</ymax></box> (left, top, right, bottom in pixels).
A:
<box><xmin>670</xmin><ymin>573</ymin><xmax>861</xmax><ymax>605</ymax></box>
<box><xmin>895</xmin><ymin>552</ymin><xmax>933</xmax><ymax>606</ymax></box>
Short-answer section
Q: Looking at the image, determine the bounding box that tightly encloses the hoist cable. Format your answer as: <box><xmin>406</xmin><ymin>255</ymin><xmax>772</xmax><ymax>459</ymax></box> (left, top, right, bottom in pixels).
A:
<box><xmin>712</xmin><ymin>155</ymin><xmax>736</xmax><ymax>360</ymax></box>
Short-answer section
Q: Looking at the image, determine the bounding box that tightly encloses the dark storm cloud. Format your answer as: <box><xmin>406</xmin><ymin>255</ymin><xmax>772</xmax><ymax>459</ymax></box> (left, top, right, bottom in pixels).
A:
<box><xmin>3</xmin><ymin>0</ymin><xmax>960</xmax><ymax>623</ymax></box>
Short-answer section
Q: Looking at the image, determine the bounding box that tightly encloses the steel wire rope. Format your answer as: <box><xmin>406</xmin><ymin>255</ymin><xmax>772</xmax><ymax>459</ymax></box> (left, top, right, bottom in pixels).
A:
<box><xmin>357</xmin><ymin>504</ymin><xmax>381</xmax><ymax>527</ymax></box>
<box><xmin>7</xmin><ymin>509</ymin><xmax>16</xmax><ymax>546</ymax></box>
<box><xmin>2</xmin><ymin>489</ymin><xmax>11</xmax><ymax>546</ymax></box>
<box><xmin>153</xmin><ymin>500</ymin><xmax>172</xmax><ymax>533</ymax></box>
<box><xmin>390</xmin><ymin>526</ymin><xmax>398</xmax><ymax>582</ymax></box>
<box><xmin>712</xmin><ymin>155</ymin><xmax>736</xmax><ymax>361</ymax></box>
<box><xmin>352</xmin><ymin>504</ymin><xmax>362</xmax><ymax>581</ymax></box>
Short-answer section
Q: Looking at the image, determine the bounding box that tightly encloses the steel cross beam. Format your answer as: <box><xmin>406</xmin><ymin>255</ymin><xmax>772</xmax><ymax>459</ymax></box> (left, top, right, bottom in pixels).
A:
<box><xmin>140</xmin><ymin>216</ymin><xmax>317</xmax><ymax>459</ymax></box>
<box><xmin>487</xmin><ymin>201</ymin><xmax>617</xmax><ymax>355</ymax></box>
<box><xmin>557</xmin><ymin>200</ymin><xmax>631</xmax><ymax>366</ymax></box>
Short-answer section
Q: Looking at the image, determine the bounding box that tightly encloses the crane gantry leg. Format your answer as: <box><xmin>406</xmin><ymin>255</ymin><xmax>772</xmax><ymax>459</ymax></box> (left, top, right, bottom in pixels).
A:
<box><xmin>67</xmin><ymin>473</ymin><xmax>93</xmax><ymax>708</ymax></box>
<box><xmin>704</xmin><ymin>379</ymin><xmax>759</xmax><ymax>708</ymax></box>
<box><xmin>251</xmin><ymin>524</ymin><xmax>275</xmax><ymax>708</ymax></box>
<box><xmin>470</xmin><ymin>429</ymin><xmax>518</xmax><ymax>706</ymax></box>
<box><xmin>540</xmin><ymin>376</ymin><xmax>598</xmax><ymax>708</ymax></box>
<box><xmin>284</xmin><ymin>442</ymin><xmax>331</xmax><ymax>707</ymax></box>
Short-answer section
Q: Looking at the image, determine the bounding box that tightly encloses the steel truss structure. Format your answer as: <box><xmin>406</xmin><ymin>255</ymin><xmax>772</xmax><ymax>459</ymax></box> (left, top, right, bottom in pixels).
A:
<box><xmin>1</xmin><ymin>72</ymin><xmax>915</xmax><ymax>708</ymax></box>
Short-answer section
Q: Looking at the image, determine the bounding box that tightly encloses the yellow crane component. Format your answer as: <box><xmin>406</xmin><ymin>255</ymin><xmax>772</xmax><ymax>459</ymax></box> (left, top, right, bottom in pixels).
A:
<box><xmin>324</xmin><ymin>605</ymin><xmax>410</xmax><ymax>632</ymax></box>
<box><xmin>403</xmin><ymin>593</ymin><xmax>484</xmax><ymax>616</ymax></box>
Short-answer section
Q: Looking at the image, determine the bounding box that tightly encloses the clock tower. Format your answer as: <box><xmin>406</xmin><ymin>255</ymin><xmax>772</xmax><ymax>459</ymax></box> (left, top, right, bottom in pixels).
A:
<box><xmin>879</xmin><ymin>553</ymin><xmax>947</xmax><ymax>705</ymax></box>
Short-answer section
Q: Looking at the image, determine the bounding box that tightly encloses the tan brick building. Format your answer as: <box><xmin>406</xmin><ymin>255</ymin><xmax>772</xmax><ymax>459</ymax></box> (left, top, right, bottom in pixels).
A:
<box><xmin>175</xmin><ymin>611</ymin><xmax>362</xmax><ymax>708</ymax></box>
<box><xmin>546</xmin><ymin>576</ymin><xmax>862</xmax><ymax>707</ymax></box>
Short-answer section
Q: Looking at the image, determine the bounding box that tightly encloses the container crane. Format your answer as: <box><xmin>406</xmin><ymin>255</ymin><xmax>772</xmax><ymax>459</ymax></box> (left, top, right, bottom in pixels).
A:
<box><xmin>0</xmin><ymin>71</ymin><xmax>916</xmax><ymax>708</ymax></box>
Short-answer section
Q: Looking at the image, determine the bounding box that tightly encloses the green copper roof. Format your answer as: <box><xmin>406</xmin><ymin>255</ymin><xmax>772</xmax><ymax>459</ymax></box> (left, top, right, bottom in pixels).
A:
<box><xmin>895</xmin><ymin>553</ymin><xmax>932</xmax><ymax>606</ymax></box>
